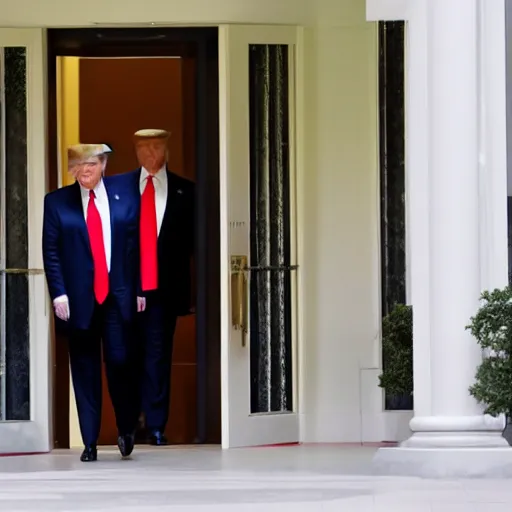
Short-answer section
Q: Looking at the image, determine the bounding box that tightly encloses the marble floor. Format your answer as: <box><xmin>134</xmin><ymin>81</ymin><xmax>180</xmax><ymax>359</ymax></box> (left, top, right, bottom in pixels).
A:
<box><xmin>0</xmin><ymin>445</ymin><xmax>510</xmax><ymax>511</ymax></box>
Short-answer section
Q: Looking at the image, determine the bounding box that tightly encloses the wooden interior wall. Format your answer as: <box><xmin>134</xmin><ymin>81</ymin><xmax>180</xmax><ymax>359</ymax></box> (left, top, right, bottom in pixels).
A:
<box><xmin>79</xmin><ymin>57</ymin><xmax>197</xmax><ymax>444</ymax></box>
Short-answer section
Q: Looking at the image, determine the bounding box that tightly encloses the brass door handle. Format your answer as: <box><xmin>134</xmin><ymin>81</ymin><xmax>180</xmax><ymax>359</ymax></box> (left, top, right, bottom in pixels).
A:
<box><xmin>0</xmin><ymin>268</ymin><xmax>45</xmax><ymax>275</ymax></box>
<box><xmin>244</xmin><ymin>265</ymin><xmax>298</xmax><ymax>272</ymax></box>
<box><xmin>231</xmin><ymin>255</ymin><xmax>248</xmax><ymax>347</ymax></box>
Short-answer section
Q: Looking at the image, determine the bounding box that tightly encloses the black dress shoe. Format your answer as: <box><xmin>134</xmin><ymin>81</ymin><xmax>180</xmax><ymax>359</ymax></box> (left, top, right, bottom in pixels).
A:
<box><xmin>80</xmin><ymin>445</ymin><xmax>97</xmax><ymax>462</ymax></box>
<box><xmin>149</xmin><ymin>431</ymin><xmax>168</xmax><ymax>446</ymax></box>
<box><xmin>117</xmin><ymin>433</ymin><xmax>135</xmax><ymax>458</ymax></box>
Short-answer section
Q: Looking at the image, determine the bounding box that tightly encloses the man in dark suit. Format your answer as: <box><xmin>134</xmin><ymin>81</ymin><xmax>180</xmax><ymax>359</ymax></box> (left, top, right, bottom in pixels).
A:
<box><xmin>42</xmin><ymin>144</ymin><xmax>142</xmax><ymax>462</ymax></box>
<box><xmin>127</xmin><ymin>129</ymin><xmax>194</xmax><ymax>446</ymax></box>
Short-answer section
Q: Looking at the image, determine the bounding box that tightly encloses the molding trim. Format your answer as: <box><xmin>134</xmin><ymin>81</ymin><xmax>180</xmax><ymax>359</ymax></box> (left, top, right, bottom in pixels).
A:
<box><xmin>367</xmin><ymin>0</ymin><xmax>409</xmax><ymax>22</ymax></box>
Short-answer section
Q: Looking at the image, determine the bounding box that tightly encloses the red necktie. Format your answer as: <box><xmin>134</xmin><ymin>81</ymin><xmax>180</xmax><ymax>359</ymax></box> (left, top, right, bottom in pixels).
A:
<box><xmin>140</xmin><ymin>175</ymin><xmax>158</xmax><ymax>291</ymax></box>
<box><xmin>87</xmin><ymin>190</ymin><xmax>109</xmax><ymax>304</ymax></box>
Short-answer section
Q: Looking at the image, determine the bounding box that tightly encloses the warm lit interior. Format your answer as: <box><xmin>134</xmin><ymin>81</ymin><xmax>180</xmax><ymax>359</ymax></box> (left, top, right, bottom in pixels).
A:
<box><xmin>56</xmin><ymin>56</ymin><xmax>198</xmax><ymax>447</ymax></box>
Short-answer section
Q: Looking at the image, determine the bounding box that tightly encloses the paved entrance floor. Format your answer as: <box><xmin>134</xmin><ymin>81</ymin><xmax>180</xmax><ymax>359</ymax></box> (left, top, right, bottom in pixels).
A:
<box><xmin>0</xmin><ymin>445</ymin><xmax>510</xmax><ymax>511</ymax></box>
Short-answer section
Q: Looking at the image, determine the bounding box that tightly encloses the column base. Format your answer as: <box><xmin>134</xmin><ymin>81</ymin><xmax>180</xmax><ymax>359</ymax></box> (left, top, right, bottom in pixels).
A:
<box><xmin>372</xmin><ymin>446</ymin><xmax>512</xmax><ymax>478</ymax></box>
<box><xmin>372</xmin><ymin>415</ymin><xmax>511</xmax><ymax>477</ymax></box>
<box><xmin>402</xmin><ymin>431</ymin><xmax>508</xmax><ymax>448</ymax></box>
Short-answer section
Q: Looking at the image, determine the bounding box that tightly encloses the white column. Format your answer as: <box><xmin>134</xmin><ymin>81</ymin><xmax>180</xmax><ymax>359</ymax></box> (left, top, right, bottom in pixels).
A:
<box><xmin>406</xmin><ymin>0</ymin><xmax>505</xmax><ymax>447</ymax></box>
<box><xmin>408</xmin><ymin>0</ymin><xmax>495</xmax><ymax>441</ymax></box>
<box><xmin>373</xmin><ymin>0</ymin><xmax>512</xmax><ymax>478</ymax></box>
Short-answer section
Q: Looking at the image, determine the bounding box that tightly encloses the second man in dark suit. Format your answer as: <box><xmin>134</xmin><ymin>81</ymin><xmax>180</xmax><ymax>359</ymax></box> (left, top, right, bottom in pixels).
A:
<box><xmin>128</xmin><ymin>129</ymin><xmax>195</xmax><ymax>445</ymax></box>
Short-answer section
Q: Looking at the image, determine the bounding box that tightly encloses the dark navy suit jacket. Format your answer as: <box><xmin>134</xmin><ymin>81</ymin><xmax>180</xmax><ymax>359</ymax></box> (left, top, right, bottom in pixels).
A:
<box><xmin>126</xmin><ymin>168</ymin><xmax>195</xmax><ymax>315</ymax></box>
<box><xmin>42</xmin><ymin>174</ymin><xmax>140</xmax><ymax>330</ymax></box>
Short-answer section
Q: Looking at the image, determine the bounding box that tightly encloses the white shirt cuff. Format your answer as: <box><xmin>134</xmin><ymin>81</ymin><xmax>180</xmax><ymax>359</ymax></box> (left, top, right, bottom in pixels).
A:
<box><xmin>53</xmin><ymin>295</ymin><xmax>69</xmax><ymax>304</ymax></box>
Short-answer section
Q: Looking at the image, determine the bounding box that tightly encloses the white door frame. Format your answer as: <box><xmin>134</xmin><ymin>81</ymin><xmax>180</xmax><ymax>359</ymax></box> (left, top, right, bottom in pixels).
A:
<box><xmin>0</xmin><ymin>28</ymin><xmax>51</xmax><ymax>453</ymax></box>
<box><xmin>0</xmin><ymin>24</ymin><xmax>308</xmax><ymax>453</ymax></box>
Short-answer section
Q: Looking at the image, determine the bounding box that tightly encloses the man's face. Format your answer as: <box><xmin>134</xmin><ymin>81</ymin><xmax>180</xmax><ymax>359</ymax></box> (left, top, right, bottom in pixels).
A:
<box><xmin>72</xmin><ymin>156</ymin><xmax>105</xmax><ymax>189</ymax></box>
<box><xmin>135</xmin><ymin>139</ymin><xmax>167</xmax><ymax>173</ymax></box>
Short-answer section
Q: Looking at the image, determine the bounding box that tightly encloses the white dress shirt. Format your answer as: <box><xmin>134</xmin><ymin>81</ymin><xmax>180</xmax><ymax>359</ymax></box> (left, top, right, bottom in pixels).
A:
<box><xmin>140</xmin><ymin>165</ymin><xmax>168</xmax><ymax>236</ymax></box>
<box><xmin>54</xmin><ymin>179</ymin><xmax>111</xmax><ymax>305</ymax></box>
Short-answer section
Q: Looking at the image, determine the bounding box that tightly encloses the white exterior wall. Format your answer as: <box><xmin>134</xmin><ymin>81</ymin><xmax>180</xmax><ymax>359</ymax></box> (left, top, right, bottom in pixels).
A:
<box><xmin>0</xmin><ymin>0</ymin><xmax>312</xmax><ymax>26</ymax></box>
<box><xmin>0</xmin><ymin>0</ymin><xmax>401</xmax><ymax>443</ymax></box>
<box><xmin>301</xmin><ymin>1</ymin><xmax>410</xmax><ymax>442</ymax></box>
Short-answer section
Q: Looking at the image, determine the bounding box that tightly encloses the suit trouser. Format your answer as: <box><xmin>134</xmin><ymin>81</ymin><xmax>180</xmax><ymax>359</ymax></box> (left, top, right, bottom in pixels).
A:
<box><xmin>139</xmin><ymin>290</ymin><xmax>177</xmax><ymax>433</ymax></box>
<box><xmin>68</xmin><ymin>296</ymin><xmax>139</xmax><ymax>446</ymax></box>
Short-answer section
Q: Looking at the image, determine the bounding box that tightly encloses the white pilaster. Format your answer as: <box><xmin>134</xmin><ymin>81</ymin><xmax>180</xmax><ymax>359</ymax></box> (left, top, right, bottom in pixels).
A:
<box><xmin>373</xmin><ymin>0</ymin><xmax>512</xmax><ymax>478</ymax></box>
<box><xmin>481</xmin><ymin>0</ymin><xmax>508</xmax><ymax>292</ymax></box>
<box><xmin>404</xmin><ymin>0</ymin><xmax>431</xmax><ymax>419</ymax></box>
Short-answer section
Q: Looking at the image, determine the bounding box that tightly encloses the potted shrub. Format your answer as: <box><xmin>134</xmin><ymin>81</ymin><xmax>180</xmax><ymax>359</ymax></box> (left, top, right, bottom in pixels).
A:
<box><xmin>467</xmin><ymin>287</ymin><xmax>512</xmax><ymax>444</ymax></box>
<box><xmin>378</xmin><ymin>304</ymin><xmax>413</xmax><ymax>408</ymax></box>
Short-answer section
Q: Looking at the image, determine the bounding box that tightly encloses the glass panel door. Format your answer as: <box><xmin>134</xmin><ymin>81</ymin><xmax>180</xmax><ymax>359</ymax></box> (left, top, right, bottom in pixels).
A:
<box><xmin>0</xmin><ymin>29</ymin><xmax>50</xmax><ymax>453</ymax></box>
<box><xmin>219</xmin><ymin>25</ymin><xmax>300</xmax><ymax>448</ymax></box>
<box><xmin>249</xmin><ymin>44</ymin><xmax>294</xmax><ymax>415</ymax></box>
<box><xmin>1</xmin><ymin>46</ymin><xmax>30</xmax><ymax>422</ymax></box>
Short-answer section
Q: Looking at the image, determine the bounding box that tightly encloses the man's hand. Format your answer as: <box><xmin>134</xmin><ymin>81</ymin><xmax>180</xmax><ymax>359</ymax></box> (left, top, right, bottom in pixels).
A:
<box><xmin>137</xmin><ymin>297</ymin><xmax>146</xmax><ymax>313</ymax></box>
<box><xmin>53</xmin><ymin>295</ymin><xmax>70</xmax><ymax>321</ymax></box>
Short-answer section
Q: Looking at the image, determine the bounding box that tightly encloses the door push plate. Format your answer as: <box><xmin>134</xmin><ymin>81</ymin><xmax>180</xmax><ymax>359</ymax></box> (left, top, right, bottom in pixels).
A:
<box><xmin>231</xmin><ymin>255</ymin><xmax>248</xmax><ymax>347</ymax></box>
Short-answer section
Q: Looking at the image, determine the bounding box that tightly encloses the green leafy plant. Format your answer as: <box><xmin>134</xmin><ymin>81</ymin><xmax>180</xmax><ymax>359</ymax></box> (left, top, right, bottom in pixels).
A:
<box><xmin>467</xmin><ymin>287</ymin><xmax>512</xmax><ymax>418</ymax></box>
<box><xmin>378</xmin><ymin>304</ymin><xmax>413</xmax><ymax>397</ymax></box>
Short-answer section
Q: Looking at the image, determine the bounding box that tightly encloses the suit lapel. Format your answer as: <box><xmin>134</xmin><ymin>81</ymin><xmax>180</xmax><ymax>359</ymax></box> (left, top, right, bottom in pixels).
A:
<box><xmin>158</xmin><ymin>170</ymin><xmax>172</xmax><ymax>239</ymax></box>
<box><xmin>104</xmin><ymin>181</ymin><xmax>116</xmax><ymax>256</ymax></box>
<box><xmin>70</xmin><ymin>181</ymin><xmax>91</xmax><ymax>252</ymax></box>
<box><xmin>162</xmin><ymin>169</ymin><xmax>183</xmax><ymax>226</ymax></box>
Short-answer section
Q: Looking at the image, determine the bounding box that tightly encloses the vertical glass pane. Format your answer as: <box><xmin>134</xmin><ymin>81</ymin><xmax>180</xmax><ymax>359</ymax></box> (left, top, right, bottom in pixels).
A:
<box><xmin>0</xmin><ymin>47</ymin><xmax>30</xmax><ymax>421</ymax></box>
<box><xmin>249</xmin><ymin>44</ymin><xmax>293</xmax><ymax>414</ymax></box>
<box><xmin>507</xmin><ymin>1</ymin><xmax>512</xmax><ymax>284</ymax></box>
<box><xmin>378</xmin><ymin>23</ymin><xmax>412</xmax><ymax>410</ymax></box>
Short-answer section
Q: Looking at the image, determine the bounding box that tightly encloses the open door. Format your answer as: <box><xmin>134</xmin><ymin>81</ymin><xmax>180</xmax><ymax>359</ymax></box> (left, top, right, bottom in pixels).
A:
<box><xmin>0</xmin><ymin>29</ymin><xmax>51</xmax><ymax>453</ymax></box>
<box><xmin>219</xmin><ymin>25</ymin><xmax>300</xmax><ymax>448</ymax></box>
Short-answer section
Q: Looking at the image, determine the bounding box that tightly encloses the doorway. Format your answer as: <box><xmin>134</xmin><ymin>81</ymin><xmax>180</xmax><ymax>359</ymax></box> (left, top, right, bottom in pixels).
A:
<box><xmin>47</xmin><ymin>28</ymin><xmax>221</xmax><ymax>448</ymax></box>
